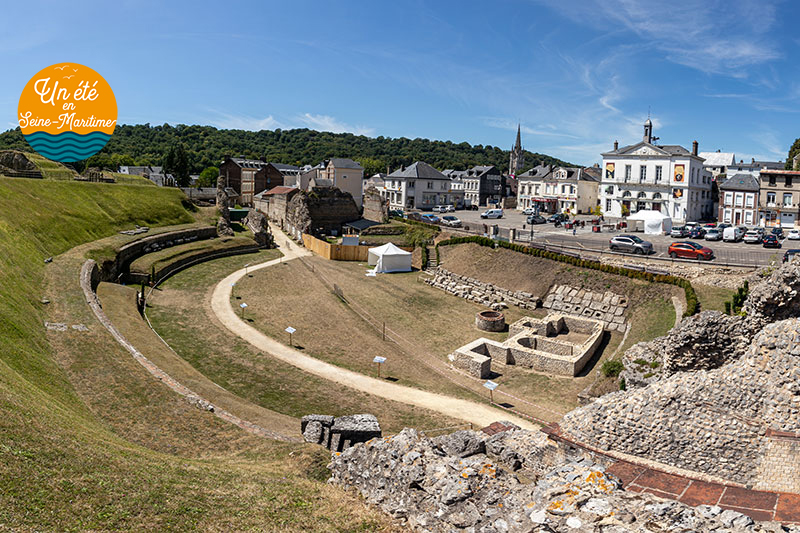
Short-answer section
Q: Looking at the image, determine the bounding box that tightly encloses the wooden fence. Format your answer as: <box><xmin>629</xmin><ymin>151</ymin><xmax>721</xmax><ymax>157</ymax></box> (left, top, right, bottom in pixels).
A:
<box><xmin>302</xmin><ymin>234</ymin><xmax>412</xmax><ymax>261</ymax></box>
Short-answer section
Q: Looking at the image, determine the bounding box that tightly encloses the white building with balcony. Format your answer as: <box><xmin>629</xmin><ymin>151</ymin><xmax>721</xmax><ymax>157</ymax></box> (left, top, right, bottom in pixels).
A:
<box><xmin>598</xmin><ymin>120</ymin><xmax>713</xmax><ymax>222</ymax></box>
<box><xmin>516</xmin><ymin>165</ymin><xmax>600</xmax><ymax>215</ymax></box>
<box><xmin>384</xmin><ymin>161</ymin><xmax>464</xmax><ymax>210</ymax></box>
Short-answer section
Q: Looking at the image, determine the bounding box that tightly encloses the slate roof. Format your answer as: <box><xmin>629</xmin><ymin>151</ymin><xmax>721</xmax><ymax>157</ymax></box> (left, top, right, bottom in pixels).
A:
<box><xmin>328</xmin><ymin>158</ymin><xmax>363</xmax><ymax>170</ymax></box>
<box><xmin>270</xmin><ymin>163</ymin><xmax>300</xmax><ymax>171</ymax></box>
<box><xmin>387</xmin><ymin>161</ymin><xmax>448</xmax><ymax>180</ymax></box>
<box><xmin>602</xmin><ymin>141</ymin><xmax>695</xmax><ymax>158</ymax></box>
<box><xmin>718</xmin><ymin>173</ymin><xmax>760</xmax><ymax>192</ymax></box>
<box><xmin>518</xmin><ymin>164</ymin><xmax>553</xmax><ymax>179</ymax></box>
<box><xmin>230</xmin><ymin>157</ymin><xmax>269</xmax><ymax>169</ymax></box>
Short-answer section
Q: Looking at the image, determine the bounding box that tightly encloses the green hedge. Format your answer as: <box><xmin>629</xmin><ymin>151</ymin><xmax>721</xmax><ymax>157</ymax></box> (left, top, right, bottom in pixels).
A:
<box><xmin>436</xmin><ymin>235</ymin><xmax>699</xmax><ymax>317</ymax></box>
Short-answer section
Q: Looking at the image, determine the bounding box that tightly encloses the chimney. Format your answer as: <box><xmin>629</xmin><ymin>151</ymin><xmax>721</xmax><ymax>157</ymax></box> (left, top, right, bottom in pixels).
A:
<box><xmin>692</xmin><ymin>141</ymin><xmax>698</xmax><ymax>156</ymax></box>
<box><xmin>613</xmin><ymin>140</ymin><xmax>619</xmax><ymax>150</ymax></box>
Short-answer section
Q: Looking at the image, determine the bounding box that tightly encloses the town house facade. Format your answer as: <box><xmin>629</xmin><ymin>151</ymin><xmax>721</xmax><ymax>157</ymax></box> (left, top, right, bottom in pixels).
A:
<box><xmin>758</xmin><ymin>169</ymin><xmax>800</xmax><ymax>228</ymax></box>
<box><xmin>718</xmin><ymin>173</ymin><xmax>759</xmax><ymax>226</ymax></box>
<box><xmin>384</xmin><ymin>161</ymin><xmax>464</xmax><ymax>210</ymax></box>
<box><xmin>598</xmin><ymin>120</ymin><xmax>713</xmax><ymax>222</ymax></box>
<box><xmin>516</xmin><ymin>165</ymin><xmax>600</xmax><ymax>215</ymax></box>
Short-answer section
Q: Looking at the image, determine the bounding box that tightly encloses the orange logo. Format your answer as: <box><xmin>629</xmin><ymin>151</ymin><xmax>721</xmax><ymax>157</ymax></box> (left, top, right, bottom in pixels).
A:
<box><xmin>18</xmin><ymin>63</ymin><xmax>117</xmax><ymax>162</ymax></box>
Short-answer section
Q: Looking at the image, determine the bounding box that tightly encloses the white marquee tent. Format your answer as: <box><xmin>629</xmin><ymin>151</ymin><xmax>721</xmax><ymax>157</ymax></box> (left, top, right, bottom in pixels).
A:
<box><xmin>627</xmin><ymin>210</ymin><xmax>673</xmax><ymax>235</ymax></box>
<box><xmin>367</xmin><ymin>243</ymin><xmax>412</xmax><ymax>273</ymax></box>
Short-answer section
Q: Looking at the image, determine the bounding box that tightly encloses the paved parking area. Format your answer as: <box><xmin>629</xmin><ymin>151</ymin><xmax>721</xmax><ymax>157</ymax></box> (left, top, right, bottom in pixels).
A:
<box><xmin>430</xmin><ymin>208</ymin><xmax>792</xmax><ymax>266</ymax></box>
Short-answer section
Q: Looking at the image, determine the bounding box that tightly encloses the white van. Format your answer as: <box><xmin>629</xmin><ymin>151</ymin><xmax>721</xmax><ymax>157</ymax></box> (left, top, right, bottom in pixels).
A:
<box><xmin>723</xmin><ymin>226</ymin><xmax>744</xmax><ymax>242</ymax></box>
<box><xmin>480</xmin><ymin>208</ymin><xmax>503</xmax><ymax>219</ymax></box>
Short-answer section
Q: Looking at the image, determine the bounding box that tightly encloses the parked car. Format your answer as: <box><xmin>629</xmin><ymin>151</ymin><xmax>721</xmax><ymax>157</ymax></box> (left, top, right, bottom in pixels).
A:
<box><xmin>783</xmin><ymin>249</ymin><xmax>800</xmax><ymax>262</ymax></box>
<box><xmin>743</xmin><ymin>230</ymin><xmax>763</xmax><ymax>244</ymax></box>
<box><xmin>717</xmin><ymin>223</ymin><xmax>731</xmax><ymax>230</ymax></box>
<box><xmin>406</xmin><ymin>212</ymin><xmax>422</xmax><ymax>222</ymax></box>
<box><xmin>704</xmin><ymin>228</ymin><xmax>723</xmax><ymax>241</ymax></box>
<box><xmin>668</xmin><ymin>241</ymin><xmax>714</xmax><ymax>261</ymax></box>
<box><xmin>670</xmin><ymin>225</ymin><xmax>690</xmax><ymax>238</ymax></box>
<box><xmin>440</xmin><ymin>215</ymin><xmax>461</xmax><ymax>227</ymax></box>
<box><xmin>522</xmin><ymin>207</ymin><xmax>535</xmax><ymax>215</ymax></box>
<box><xmin>446</xmin><ymin>204</ymin><xmax>455</xmax><ymax>212</ymax></box>
<box><xmin>420</xmin><ymin>213</ymin><xmax>440</xmax><ymax>223</ymax></box>
<box><xmin>432</xmin><ymin>205</ymin><xmax>447</xmax><ymax>213</ymax></box>
<box><xmin>763</xmin><ymin>234</ymin><xmax>782</xmax><ymax>248</ymax></box>
<box><xmin>526</xmin><ymin>214</ymin><xmax>546</xmax><ymax>224</ymax></box>
<box><xmin>689</xmin><ymin>226</ymin><xmax>706</xmax><ymax>239</ymax></box>
<box><xmin>771</xmin><ymin>227</ymin><xmax>784</xmax><ymax>239</ymax></box>
<box><xmin>702</xmin><ymin>223</ymin><xmax>717</xmax><ymax>229</ymax></box>
<box><xmin>547</xmin><ymin>213</ymin><xmax>567</xmax><ymax>223</ymax></box>
<box><xmin>723</xmin><ymin>226</ymin><xmax>745</xmax><ymax>242</ymax></box>
<box><xmin>609</xmin><ymin>234</ymin><xmax>653</xmax><ymax>255</ymax></box>
<box><xmin>480</xmin><ymin>208</ymin><xmax>503</xmax><ymax>219</ymax></box>
<box><xmin>787</xmin><ymin>229</ymin><xmax>800</xmax><ymax>240</ymax></box>
<box><xmin>388</xmin><ymin>209</ymin><xmax>404</xmax><ymax>218</ymax></box>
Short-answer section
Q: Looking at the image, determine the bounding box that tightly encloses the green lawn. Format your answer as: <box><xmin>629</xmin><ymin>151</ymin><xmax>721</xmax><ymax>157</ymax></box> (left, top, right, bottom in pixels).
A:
<box><xmin>129</xmin><ymin>234</ymin><xmax>257</xmax><ymax>275</ymax></box>
<box><xmin>0</xmin><ymin>178</ymin><xmax>399</xmax><ymax>531</ymax></box>
<box><xmin>694</xmin><ymin>284</ymin><xmax>736</xmax><ymax>313</ymax></box>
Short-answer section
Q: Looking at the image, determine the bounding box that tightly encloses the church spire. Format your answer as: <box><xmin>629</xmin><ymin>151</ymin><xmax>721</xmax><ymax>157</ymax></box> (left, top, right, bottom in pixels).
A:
<box><xmin>509</xmin><ymin>123</ymin><xmax>524</xmax><ymax>176</ymax></box>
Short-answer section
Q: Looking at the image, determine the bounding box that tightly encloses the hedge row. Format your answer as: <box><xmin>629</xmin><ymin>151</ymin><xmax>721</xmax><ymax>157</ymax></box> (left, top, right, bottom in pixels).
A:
<box><xmin>389</xmin><ymin>216</ymin><xmax>442</xmax><ymax>234</ymax></box>
<box><xmin>436</xmin><ymin>235</ymin><xmax>699</xmax><ymax>317</ymax></box>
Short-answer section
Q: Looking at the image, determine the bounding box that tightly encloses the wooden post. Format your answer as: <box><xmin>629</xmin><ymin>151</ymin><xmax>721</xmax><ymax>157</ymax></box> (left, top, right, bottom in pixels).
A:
<box><xmin>489</xmin><ymin>389</ymin><xmax>494</xmax><ymax>404</ymax></box>
<box><xmin>382</xmin><ymin>321</ymin><xmax>386</xmax><ymax>341</ymax></box>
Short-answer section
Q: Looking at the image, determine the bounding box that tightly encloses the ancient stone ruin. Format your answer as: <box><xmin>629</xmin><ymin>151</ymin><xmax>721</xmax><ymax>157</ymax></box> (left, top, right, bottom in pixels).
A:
<box><xmin>242</xmin><ymin>209</ymin><xmax>273</xmax><ymax>248</ymax></box>
<box><xmin>475</xmin><ymin>310</ymin><xmax>505</xmax><ymax>332</ymax></box>
<box><xmin>302</xmin><ymin>414</ymin><xmax>382</xmax><ymax>452</ymax></box>
<box><xmin>328</xmin><ymin>427</ymin><xmax>791</xmax><ymax>532</ymax></box>
<box><xmin>449</xmin><ymin>314</ymin><xmax>604</xmax><ymax>378</ymax></box>
<box><xmin>425</xmin><ymin>268</ymin><xmax>542</xmax><ymax>310</ymax></box>
<box><xmin>215</xmin><ymin>174</ymin><xmax>234</xmax><ymax>237</ymax></box>
<box><xmin>543</xmin><ymin>284</ymin><xmax>628</xmax><ymax>332</ymax></box>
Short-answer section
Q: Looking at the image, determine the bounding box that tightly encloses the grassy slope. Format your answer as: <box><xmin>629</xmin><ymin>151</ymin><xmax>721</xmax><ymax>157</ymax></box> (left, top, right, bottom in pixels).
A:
<box><xmin>26</xmin><ymin>152</ymin><xmax>77</xmax><ymax>180</ymax></box>
<box><xmin>0</xmin><ymin>178</ymin><xmax>397</xmax><ymax>531</ymax></box>
<box><xmin>129</xmin><ymin>234</ymin><xmax>257</xmax><ymax>274</ymax></box>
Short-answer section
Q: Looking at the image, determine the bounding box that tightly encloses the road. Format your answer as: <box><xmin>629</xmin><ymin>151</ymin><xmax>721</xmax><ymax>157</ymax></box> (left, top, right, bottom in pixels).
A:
<box><xmin>209</xmin><ymin>224</ymin><xmax>538</xmax><ymax>431</ymax></box>
<box><xmin>435</xmin><ymin>208</ymin><xmax>791</xmax><ymax>267</ymax></box>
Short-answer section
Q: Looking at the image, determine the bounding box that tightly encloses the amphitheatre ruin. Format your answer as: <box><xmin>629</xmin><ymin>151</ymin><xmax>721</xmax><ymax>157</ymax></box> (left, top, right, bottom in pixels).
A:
<box><xmin>3</xmin><ymin>171</ymin><xmax>800</xmax><ymax>532</ymax></box>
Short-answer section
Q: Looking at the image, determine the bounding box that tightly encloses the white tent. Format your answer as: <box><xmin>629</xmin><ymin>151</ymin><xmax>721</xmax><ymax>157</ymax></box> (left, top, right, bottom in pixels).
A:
<box><xmin>627</xmin><ymin>210</ymin><xmax>673</xmax><ymax>235</ymax></box>
<box><xmin>367</xmin><ymin>243</ymin><xmax>412</xmax><ymax>273</ymax></box>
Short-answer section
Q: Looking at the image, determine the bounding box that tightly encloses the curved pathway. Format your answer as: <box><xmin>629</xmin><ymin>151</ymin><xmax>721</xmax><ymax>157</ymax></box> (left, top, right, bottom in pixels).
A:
<box><xmin>210</xmin><ymin>225</ymin><xmax>537</xmax><ymax>430</ymax></box>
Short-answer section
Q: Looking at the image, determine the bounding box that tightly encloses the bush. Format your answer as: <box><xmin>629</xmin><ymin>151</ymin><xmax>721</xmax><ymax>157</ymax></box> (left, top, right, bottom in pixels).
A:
<box><xmin>632</xmin><ymin>358</ymin><xmax>649</xmax><ymax>366</ymax></box>
<box><xmin>601</xmin><ymin>359</ymin><xmax>624</xmax><ymax>378</ymax></box>
<box><xmin>619</xmin><ymin>378</ymin><xmax>626</xmax><ymax>391</ymax></box>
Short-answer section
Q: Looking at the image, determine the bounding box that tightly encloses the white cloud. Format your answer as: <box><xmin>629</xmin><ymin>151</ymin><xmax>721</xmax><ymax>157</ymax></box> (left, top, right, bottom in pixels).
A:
<box><xmin>207</xmin><ymin>111</ymin><xmax>283</xmax><ymax>131</ymax></box>
<box><xmin>296</xmin><ymin>113</ymin><xmax>375</xmax><ymax>136</ymax></box>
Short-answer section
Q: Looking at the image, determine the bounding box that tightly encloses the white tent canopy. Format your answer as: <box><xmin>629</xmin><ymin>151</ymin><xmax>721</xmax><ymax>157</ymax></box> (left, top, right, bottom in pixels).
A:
<box><xmin>367</xmin><ymin>243</ymin><xmax>412</xmax><ymax>273</ymax></box>
<box><xmin>627</xmin><ymin>210</ymin><xmax>673</xmax><ymax>235</ymax></box>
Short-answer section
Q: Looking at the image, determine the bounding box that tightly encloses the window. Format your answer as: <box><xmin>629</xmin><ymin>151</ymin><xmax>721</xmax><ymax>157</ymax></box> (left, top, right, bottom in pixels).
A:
<box><xmin>745</xmin><ymin>211</ymin><xmax>753</xmax><ymax>224</ymax></box>
<box><xmin>606</xmin><ymin>199</ymin><xmax>611</xmax><ymax>211</ymax></box>
<box><xmin>655</xmin><ymin>166</ymin><xmax>663</xmax><ymax>182</ymax></box>
<box><xmin>639</xmin><ymin>166</ymin><xmax>647</xmax><ymax>182</ymax></box>
<box><xmin>724</xmin><ymin>192</ymin><xmax>733</xmax><ymax>206</ymax></box>
<box><xmin>734</xmin><ymin>193</ymin><xmax>743</xmax><ymax>207</ymax></box>
<box><xmin>784</xmin><ymin>193</ymin><xmax>793</xmax><ymax>207</ymax></box>
<box><xmin>625</xmin><ymin>165</ymin><xmax>632</xmax><ymax>181</ymax></box>
<box><xmin>427</xmin><ymin>181</ymin><xmax>433</xmax><ymax>189</ymax></box>
<box><xmin>745</xmin><ymin>194</ymin><xmax>754</xmax><ymax>208</ymax></box>
<box><xmin>723</xmin><ymin>209</ymin><xmax>732</xmax><ymax>223</ymax></box>
<box><xmin>767</xmin><ymin>192</ymin><xmax>776</xmax><ymax>206</ymax></box>
<box><xmin>787</xmin><ymin>176</ymin><xmax>793</xmax><ymax>187</ymax></box>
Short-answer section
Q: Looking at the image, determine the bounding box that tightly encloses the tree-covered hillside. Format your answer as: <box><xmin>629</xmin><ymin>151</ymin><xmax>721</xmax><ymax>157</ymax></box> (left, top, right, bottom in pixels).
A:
<box><xmin>0</xmin><ymin>124</ymin><xmax>572</xmax><ymax>176</ymax></box>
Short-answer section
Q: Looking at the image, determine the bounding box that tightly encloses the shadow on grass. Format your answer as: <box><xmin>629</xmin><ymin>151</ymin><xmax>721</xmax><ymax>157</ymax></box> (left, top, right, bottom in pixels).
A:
<box><xmin>575</xmin><ymin>330</ymin><xmax>613</xmax><ymax>378</ymax></box>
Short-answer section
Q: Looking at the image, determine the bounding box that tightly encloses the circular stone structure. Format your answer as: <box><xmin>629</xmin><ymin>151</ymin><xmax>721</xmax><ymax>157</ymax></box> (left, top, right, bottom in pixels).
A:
<box><xmin>476</xmin><ymin>310</ymin><xmax>505</xmax><ymax>332</ymax></box>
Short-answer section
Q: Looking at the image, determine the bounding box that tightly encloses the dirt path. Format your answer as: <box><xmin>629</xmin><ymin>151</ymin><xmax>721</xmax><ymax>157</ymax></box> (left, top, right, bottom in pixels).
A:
<box><xmin>210</xmin><ymin>225</ymin><xmax>537</xmax><ymax>430</ymax></box>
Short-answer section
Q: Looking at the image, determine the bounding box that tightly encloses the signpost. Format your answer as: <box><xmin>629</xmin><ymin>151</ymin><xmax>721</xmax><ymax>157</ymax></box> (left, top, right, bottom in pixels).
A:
<box><xmin>244</xmin><ymin>263</ymin><xmax>251</xmax><ymax>276</ymax></box>
<box><xmin>285</xmin><ymin>326</ymin><xmax>296</xmax><ymax>347</ymax></box>
<box><xmin>239</xmin><ymin>302</ymin><xmax>248</xmax><ymax>318</ymax></box>
<box><xmin>373</xmin><ymin>356</ymin><xmax>387</xmax><ymax>378</ymax></box>
<box><xmin>483</xmin><ymin>380</ymin><xmax>498</xmax><ymax>403</ymax></box>
<box><xmin>230</xmin><ymin>282</ymin><xmax>236</xmax><ymax>299</ymax></box>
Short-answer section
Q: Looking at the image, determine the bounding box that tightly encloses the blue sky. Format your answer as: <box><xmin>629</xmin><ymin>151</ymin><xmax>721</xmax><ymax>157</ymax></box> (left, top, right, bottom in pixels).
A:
<box><xmin>2</xmin><ymin>0</ymin><xmax>799</xmax><ymax>166</ymax></box>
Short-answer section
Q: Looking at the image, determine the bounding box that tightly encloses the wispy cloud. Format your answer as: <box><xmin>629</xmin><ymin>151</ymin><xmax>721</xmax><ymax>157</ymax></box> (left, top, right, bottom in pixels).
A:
<box><xmin>482</xmin><ymin>117</ymin><xmax>581</xmax><ymax>139</ymax></box>
<box><xmin>295</xmin><ymin>113</ymin><xmax>375</xmax><ymax>136</ymax></box>
<box><xmin>535</xmin><ymin>0</ymin><xmax>780</xmax><ymax>76</ymax></box>
<box><xmin>204</xmin><ymin>110</ymin><xmax>375</xmax><ymax>135</ymax></box>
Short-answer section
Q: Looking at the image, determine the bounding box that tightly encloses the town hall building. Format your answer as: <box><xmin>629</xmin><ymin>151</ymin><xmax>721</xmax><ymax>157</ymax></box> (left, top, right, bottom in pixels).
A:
<box><xmin>598</xmin><ymin>119</ymin><xmax>713</xmax><ymax>222</ymax></box>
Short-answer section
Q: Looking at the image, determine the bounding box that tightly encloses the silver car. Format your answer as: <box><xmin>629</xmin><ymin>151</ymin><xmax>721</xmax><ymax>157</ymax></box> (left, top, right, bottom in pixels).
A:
<box><xmin>609</xmin><ymin>234</ymin><xmax>653</xmax><ymax>255</ymax></box>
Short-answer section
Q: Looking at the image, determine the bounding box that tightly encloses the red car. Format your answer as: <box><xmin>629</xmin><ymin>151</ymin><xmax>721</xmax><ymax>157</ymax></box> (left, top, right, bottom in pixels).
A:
<box><xmin>668</xmin><ymin>241</ymin><xmax>714</xmax><ymax>261</ymax></box>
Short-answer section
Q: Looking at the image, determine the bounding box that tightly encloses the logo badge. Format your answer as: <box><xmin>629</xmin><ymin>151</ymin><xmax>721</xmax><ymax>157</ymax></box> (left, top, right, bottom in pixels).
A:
<box><xmin>18</xmin><ymin>63</ymin><xmax>117</xmax><ymax>162</ymax></box>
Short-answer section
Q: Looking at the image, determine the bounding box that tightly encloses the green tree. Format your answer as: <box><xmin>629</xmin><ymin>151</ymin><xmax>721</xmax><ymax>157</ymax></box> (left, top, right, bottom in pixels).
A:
<box><xmin>163</xmin><ymin>143</ymin><xmax>190</xmax><ymax>186</ymax></box>
<box><xmin>197</xmin><ymin>166</ymin><xmax>219</xmax><ymax>187</ymax></box>
<box><xmin>356</xmin><ymin>157</ymin><xmax>386</xmax><ymax>177</ymax></box>
<box><xmin>787</xmin><ymin>138</ymin><xmax>800</xmax><ymax>170</ymax></box>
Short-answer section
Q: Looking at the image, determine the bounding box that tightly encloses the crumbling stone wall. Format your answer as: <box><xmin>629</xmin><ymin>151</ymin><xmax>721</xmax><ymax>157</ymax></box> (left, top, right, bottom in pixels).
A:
<box><xmin>362</xmin><ymin>186</ymin><xmax>388</xmax><ymax>223</ymax></box>
<box><xmin>329</xmin><ymin>427</ymin><xmax>786</xmax><ymax>532</ymax></box>
<box><xmin>562</xmin><ymin>318</ymin><xmax>800</xmax><ymax>488</ymax></box>
<box><xmin>243</xmin><ymin>209</ymin><xmax>273</xmax><ymax>248</ymax></box>
<box><xmin>302</xmin><ymin>414</ymin><xmax>381</xmax><ymax>452</ymax></box>
<box><xmin>542</xmin><ymin>285</ymin><xmax>628</xmax><ymax>332</ymax></box>
<box><xmin>286</xmin><ymin>188</ymin><xmax>360</xmax><ymax>239</ymax></box>
<box><xmin>425</xmin><ymin>268</ymin><xmax>542</xmax><ymax>310</ymax></box>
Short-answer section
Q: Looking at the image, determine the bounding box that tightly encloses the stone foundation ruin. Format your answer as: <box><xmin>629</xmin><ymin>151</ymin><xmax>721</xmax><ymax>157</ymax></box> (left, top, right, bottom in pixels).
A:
<box><xmin>475</xmin><ymin>310</ymin><xmax>505</xmax><ymax>332</ymax></box>
<box><xmin>302</xmin><ymin>414</ymin><xmax>382</xmax><ymax>452</ymax></box>
<box><xmin>542</xmin><ymin>284</ymin><xmax>628</xmax><ymax>332</ymax></box>
<box><xmin>449</xmin><ymin>314</ymin><xmax>604</xmax><ymax>378</ymax></box>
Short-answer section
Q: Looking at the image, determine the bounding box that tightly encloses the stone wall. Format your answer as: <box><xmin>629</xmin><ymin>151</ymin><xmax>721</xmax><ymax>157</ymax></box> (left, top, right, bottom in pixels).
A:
<box><xmin>362</xmin><ymin>186</ymin><xmax>388</xmax><ymax>223</ymax></box>
<box><xmin>329</xmin><ymin>427</ymin><xmax>789</xmax><ymax>532</ymax></box>
<box><xmin>542</xmin><ymin>284</ymin><xmax>627</xmax><ymax>332</ymax></box>
<box><xmin>425</xmin><ymin>268</ymin><xmax>542</xmax><ymax>310</ymax></box>
<box><xmin>302</xmin><ymin>414</ymin><xmax>381</xmax><ymax>452</ymax></box>
<box><xmin>286</xmin><ymin>187</ymin><xmax>361</xmax><ymax>239</ymax></box>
